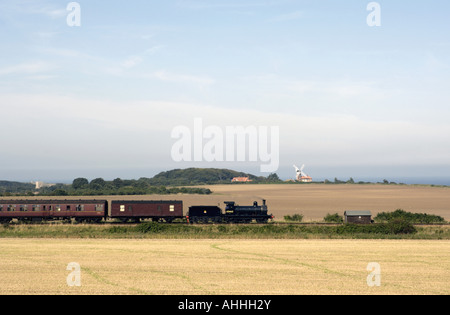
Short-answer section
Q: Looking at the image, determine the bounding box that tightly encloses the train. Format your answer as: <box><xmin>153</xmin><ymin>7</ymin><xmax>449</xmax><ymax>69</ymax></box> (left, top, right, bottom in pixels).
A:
<box><xmin>0</xmin><ymin>199</ymin><xmax>273</xmax><ymax>224</ymax></box>
<box><xmin>187</xmin><ymin>200</ymin><xmax>272</xmax><ymax>224</ymax></box>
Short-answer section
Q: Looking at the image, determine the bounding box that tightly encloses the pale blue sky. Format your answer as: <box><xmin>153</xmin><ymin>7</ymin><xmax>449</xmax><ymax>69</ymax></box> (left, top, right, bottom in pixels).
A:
<box><xmin>1</xmin><ymin>0</ymin><xmax>450</xmax><ymax>182</ymax></box>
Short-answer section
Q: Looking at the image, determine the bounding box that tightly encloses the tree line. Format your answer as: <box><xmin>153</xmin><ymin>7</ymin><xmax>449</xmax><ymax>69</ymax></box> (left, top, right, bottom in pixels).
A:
<box><xmin>0</xmin><ymin>177</ymin><xmax>212</xmax><ymax>197</ymax></box>
<box><xmin>41</xmin><ymin>177</ymin><xmax>213</xmax><ymax>196</ymax></box>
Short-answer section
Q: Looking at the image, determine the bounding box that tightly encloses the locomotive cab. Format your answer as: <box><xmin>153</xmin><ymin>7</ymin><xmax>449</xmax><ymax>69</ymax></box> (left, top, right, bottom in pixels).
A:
<box><xmin>224</xmin><ymin>201</ymin><xmax>236</xmax><ymax>214</ymax></box>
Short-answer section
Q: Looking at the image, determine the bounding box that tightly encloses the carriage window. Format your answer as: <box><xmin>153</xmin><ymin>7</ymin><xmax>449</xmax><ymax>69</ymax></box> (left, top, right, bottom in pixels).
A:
<box><xmin>56</xmin><ymin>205</ymin><xmax>61</xmax><ymax>212</ymax></box>
<box><xmin>66</xmin><ymin>205</ymin><xmax>71</xmax><ymax>211</ymax></box>
<box><xmin>32</xmin><ymin>205</ymin><xmax>40</xmax><ymax>211</ymax></box>
<box><xmin>20</xmin><ymin>205</ymin><xmax>28</xmax><ymax>212</ymax></box>
<box><xmin>0</xmin><ymin>205</ymin><xmax>3</xmax><ymax>212</ymax></box>
<box><xmin>8</xmin><ymin>205</ymin><xmax>16</xmax><ymax>212</ymax></box>
<box><xmin>170</xmin><ymin>205</ymin><xmax>175</xmax><ymax>212</ymax></box>
<box><xmin>95</xmin><ymin>204</ymin><xmax>104</xmax><ymax>211</ymax></box>
<box><xmin>43</xmin><ymin>205</ymin><xmax>46</xmax><ymax>211</ymax></box>
<box><xmin>120</xmin><ymin>205</ymin><xmax>125</xmax><ymax>212</ymax></box>
<box><xmin>76</xmin><ymin>205</ymin><xmax>84</xmax><ymax>211</ymax></box>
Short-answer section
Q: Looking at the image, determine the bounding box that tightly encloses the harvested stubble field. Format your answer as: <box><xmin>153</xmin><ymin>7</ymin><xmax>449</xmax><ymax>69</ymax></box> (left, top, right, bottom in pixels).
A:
<box><xmin>1</xmin><ymin>184</ymin><xmax>449</xmax><ymax>295</ymax></box>
<box><xmin>0</xmin><ymin>238</ymin><xmax>449</xmax><ymax>295</ymax></box>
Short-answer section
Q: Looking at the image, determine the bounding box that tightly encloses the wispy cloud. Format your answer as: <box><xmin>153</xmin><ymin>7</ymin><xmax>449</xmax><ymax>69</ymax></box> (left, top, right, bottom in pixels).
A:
<box><xmin>268</xmin><ymin>11</ymin><xmax>303</xmax><ymax>22</ymax></box>
<box><xmin>242</xmin><ymin>74</ymin><xmax>382</xmax><ymax>99</ymax></box>
<box><xmin>122</xmin><ymin>56</ymin><xmax>144</xmax><ymax>69</ymax></box>
<box><xmin>41</xmin><ymin>7</ymin><xmax>66</xmax><ymax>19</ymax></box>
<box><xmin>0</xmin><ymin>0</ymin><xmax>67</xmax><ymax>19</ymax></box>
<box><xmin>149</xmin><ymin>70</ymin><xmax>215</xmax><ymax>86</ymax></box>
<box><xmin>2</xmin><ymin>92</ymin><xmax>450</xmax><ymax>167</ymax></box>
<box><xmin>104</xmin><ymin>45</ymin><xmax>165</xmax><ymax>75</ymax></box>
<box><xmin>177</xmin><ymin>0</ymin><xmax>288</xmax><ymax>10</ymax></box>
<box><xmin>0</xmin><ymin>61</ymin><xmax>54</xmax><ymax>76</ymax></box>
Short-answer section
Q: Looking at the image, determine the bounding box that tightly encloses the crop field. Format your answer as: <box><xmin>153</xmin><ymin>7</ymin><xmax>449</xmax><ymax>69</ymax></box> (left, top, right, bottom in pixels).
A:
<box><xmin>0</xmin><ymin>238</ymin><xmax>449</xmax><ymax>295</ymax></box>
<box><xmin>206</xmin><ymin>184</ymin><xmax>450</xmax><ymax>221</ymax></box>
<box><xmin>1</xmin><ymin>184</ymin><xmax>449</xmax><ymax>295</ymax></box>
<box><xmin>4</xmin><ymin>183</ymin><xmax>450</xmax><ymax>221</ymax></box>
<box><xmin>76</xmin><ymin>183</ymin><xmax>450</xmax><ymax>221</ymax></box>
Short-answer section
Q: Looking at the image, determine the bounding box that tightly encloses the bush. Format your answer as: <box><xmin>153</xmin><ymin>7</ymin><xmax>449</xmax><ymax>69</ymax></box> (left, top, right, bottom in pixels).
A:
<box><xmin>324</xmin><ymin>213</ymin><xmax>343</xmax><ymax>223</ymax></box>
<box><xmin>52</xmin><ymin>189</ymin><xmax>68</xmax><ymax>196</ymax></box>
<box><xmin>375</xmin><ymin>209</ymin><xmax>445</xmax><ymax>224</ymax></box>
<box><xmin>133</xmin><ymin>222</ymin><xmax>193</xmax><ymax>235</ymax></box>
<box><xmin>284</xmin><ymin>214</ymin><xmax>304</xmax><ymax>222</ymax></box>
<box><xmin>336</xmin><ymin>221</ymin><xmax>417</xmax><ymax>235</ymax></box>
<box><xmin>108</xmin><ymin>226</ymin><xmax>130</xmax><ymax>234</ymax></box>
<box><xmin>387</xmin><ymin>219</ymin><xmax>417</xmax><ymax>234</ymax></box>
<box><xmin>135</xmin><ymin>222</ymin><xmax>167</xmax><ymax>233</ymax></box>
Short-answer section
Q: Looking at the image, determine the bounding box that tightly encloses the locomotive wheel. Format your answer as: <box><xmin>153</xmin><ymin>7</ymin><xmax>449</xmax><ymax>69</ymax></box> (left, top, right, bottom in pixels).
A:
<box><xmin>190</xmin><ymin>217</ymin><xmax>198</xmax><ymax>224</ymax></box>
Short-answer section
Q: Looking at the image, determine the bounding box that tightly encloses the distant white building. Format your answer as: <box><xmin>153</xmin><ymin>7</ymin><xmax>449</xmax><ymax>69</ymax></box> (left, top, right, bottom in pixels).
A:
<box><xmin>32</xmin><ymin>181</ymin><xmax>55</xmax><ymax>190</ymax></box>
<box><xmin>299</xmin><ymin>176</ymin><xmax>313</xmax><ymax>183</ymax></box>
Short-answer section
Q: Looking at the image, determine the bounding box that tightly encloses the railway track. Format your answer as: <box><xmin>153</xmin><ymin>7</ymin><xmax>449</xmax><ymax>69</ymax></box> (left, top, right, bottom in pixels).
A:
<box><xmin>2</xmin><ymin>217</ymin><xmax>449</xmax><ymax>227</ymax></box>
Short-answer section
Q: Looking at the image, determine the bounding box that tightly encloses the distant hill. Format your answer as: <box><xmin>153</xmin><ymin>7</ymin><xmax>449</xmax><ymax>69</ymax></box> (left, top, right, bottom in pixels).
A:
<box><xmin>0</xmin><ymin>168</ymin><xmax>281</xmax><ymax>196</ymax></box>
<box><xmin>0</xmin><ymin>181</ymin><xmax>35</xmax><ymax>195</ymax></box>
<box><xmin>148</xmin><ymin>168</ymin><xmax>266</xmax><ymax>186</ymax></box>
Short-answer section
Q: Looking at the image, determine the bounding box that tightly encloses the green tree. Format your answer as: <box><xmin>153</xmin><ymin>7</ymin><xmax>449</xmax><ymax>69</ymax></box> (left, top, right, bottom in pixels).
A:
<box><xmin>324</xmin><ymin>213</ymin><xmax>344</xmax><ymax>223</ymax></box>
<box><xmin>284</xmin><ymin>214</ymin><xmax>304</xmax><ymax>222</ymax></box>
<box><xmin>267</xmin><ymin>173</ymin><xmax>281</xmax><ymax>182</ymax></box>
<box><xmin>112</xmin><ymin>178</ymin><xmax>124</xmax><ymax>188</ymax></box>
<box><xmin>90</xmin><ymin>178</ymin><xmax>106</xmax><ymax>190</ymax></box>
<box><xmin>72</xmin><ymin>178</ymin><xmax>89</xmax><ymax>189</ymax></box>
<box><xmin>52</xmin><ymin>189</ymin><xmax>68</xmax><ymax>196</ymax></box>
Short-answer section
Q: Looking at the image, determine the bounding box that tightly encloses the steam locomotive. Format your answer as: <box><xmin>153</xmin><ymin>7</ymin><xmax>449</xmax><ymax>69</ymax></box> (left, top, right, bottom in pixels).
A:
<box><xmin>0</xmin><ymin>199</ymin><xmax>273</xmax><ymax>224</ymax></box>
<box><xmin>187</xmin><ymin>200</ymin><xmax>273</xmax><ymax>224</ymax></box>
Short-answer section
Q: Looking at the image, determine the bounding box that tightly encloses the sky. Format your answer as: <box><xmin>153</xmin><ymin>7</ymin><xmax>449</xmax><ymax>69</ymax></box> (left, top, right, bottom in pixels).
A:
<box><xmin>0</xmin><ymin>0</ymin><xmax>450</xmax><ymax>183</ymax></box>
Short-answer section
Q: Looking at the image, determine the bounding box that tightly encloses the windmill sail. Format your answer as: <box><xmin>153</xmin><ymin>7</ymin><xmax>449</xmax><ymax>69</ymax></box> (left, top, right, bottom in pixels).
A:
<box><xmin>294</xmin><ymin>164</ymin><xmax>312</xmax><ymax>182</ymax></box>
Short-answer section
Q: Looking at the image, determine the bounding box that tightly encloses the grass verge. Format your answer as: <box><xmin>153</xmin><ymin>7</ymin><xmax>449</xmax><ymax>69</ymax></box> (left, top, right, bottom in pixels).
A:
<box><xmin>1</xmin><ymin>222</ymin><xmax>449</xmax><ymax>239</ymax></box>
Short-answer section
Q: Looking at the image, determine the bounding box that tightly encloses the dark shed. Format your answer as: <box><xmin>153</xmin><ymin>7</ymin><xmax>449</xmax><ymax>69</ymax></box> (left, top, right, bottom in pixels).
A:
<box><xmin>344</xmin><ymin>211</ymin><xmax>373</xmax><ymax>224</ymax></box>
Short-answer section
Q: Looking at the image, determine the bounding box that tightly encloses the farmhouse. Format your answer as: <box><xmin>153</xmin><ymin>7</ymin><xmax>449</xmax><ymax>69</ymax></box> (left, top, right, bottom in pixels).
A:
<box><xmin>344</xmin><ymin>211</ymin><xmax>373</xmax><ymax>224</ymax></box>
<box><xmin>232</xmin><ymin>177</ymin><xmax>253</xmax><ymax>183</ymax></box>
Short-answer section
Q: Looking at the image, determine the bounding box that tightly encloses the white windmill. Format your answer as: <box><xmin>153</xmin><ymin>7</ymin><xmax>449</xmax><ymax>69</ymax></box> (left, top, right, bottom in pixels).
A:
<box><xmin>293</xmin><ymin>164</ymin><xmax>313</xmax><ymax>183</ymax></box>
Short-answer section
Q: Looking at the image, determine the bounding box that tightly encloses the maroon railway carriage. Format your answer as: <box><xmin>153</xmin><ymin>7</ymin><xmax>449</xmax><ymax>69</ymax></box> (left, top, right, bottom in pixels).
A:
<box><xmin>110</xmin><ymin>200</ymin><xmax>183</xmax><ymax>223</ymax></box>
<box><xmin>0</xmin><ymin>200</ymin><xmax>108</xmax><ymax>223</ymax></box>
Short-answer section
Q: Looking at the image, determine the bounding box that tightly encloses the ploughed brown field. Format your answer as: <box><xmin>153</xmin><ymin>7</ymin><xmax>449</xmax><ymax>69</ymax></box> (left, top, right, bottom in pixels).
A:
<box><xmin>5</xmin><ymin>184</ymin><xmax>449</xmax><ymax>221</ymax></box>
<box><xmin>210</xmin><ymin>184</ymin><xmax>450</xmax><ymax>221</ymax></box>
<box><xmin>104</xmin><ymin>184</ymin><xmax>450</xmax><ymax>221</ymax></box>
